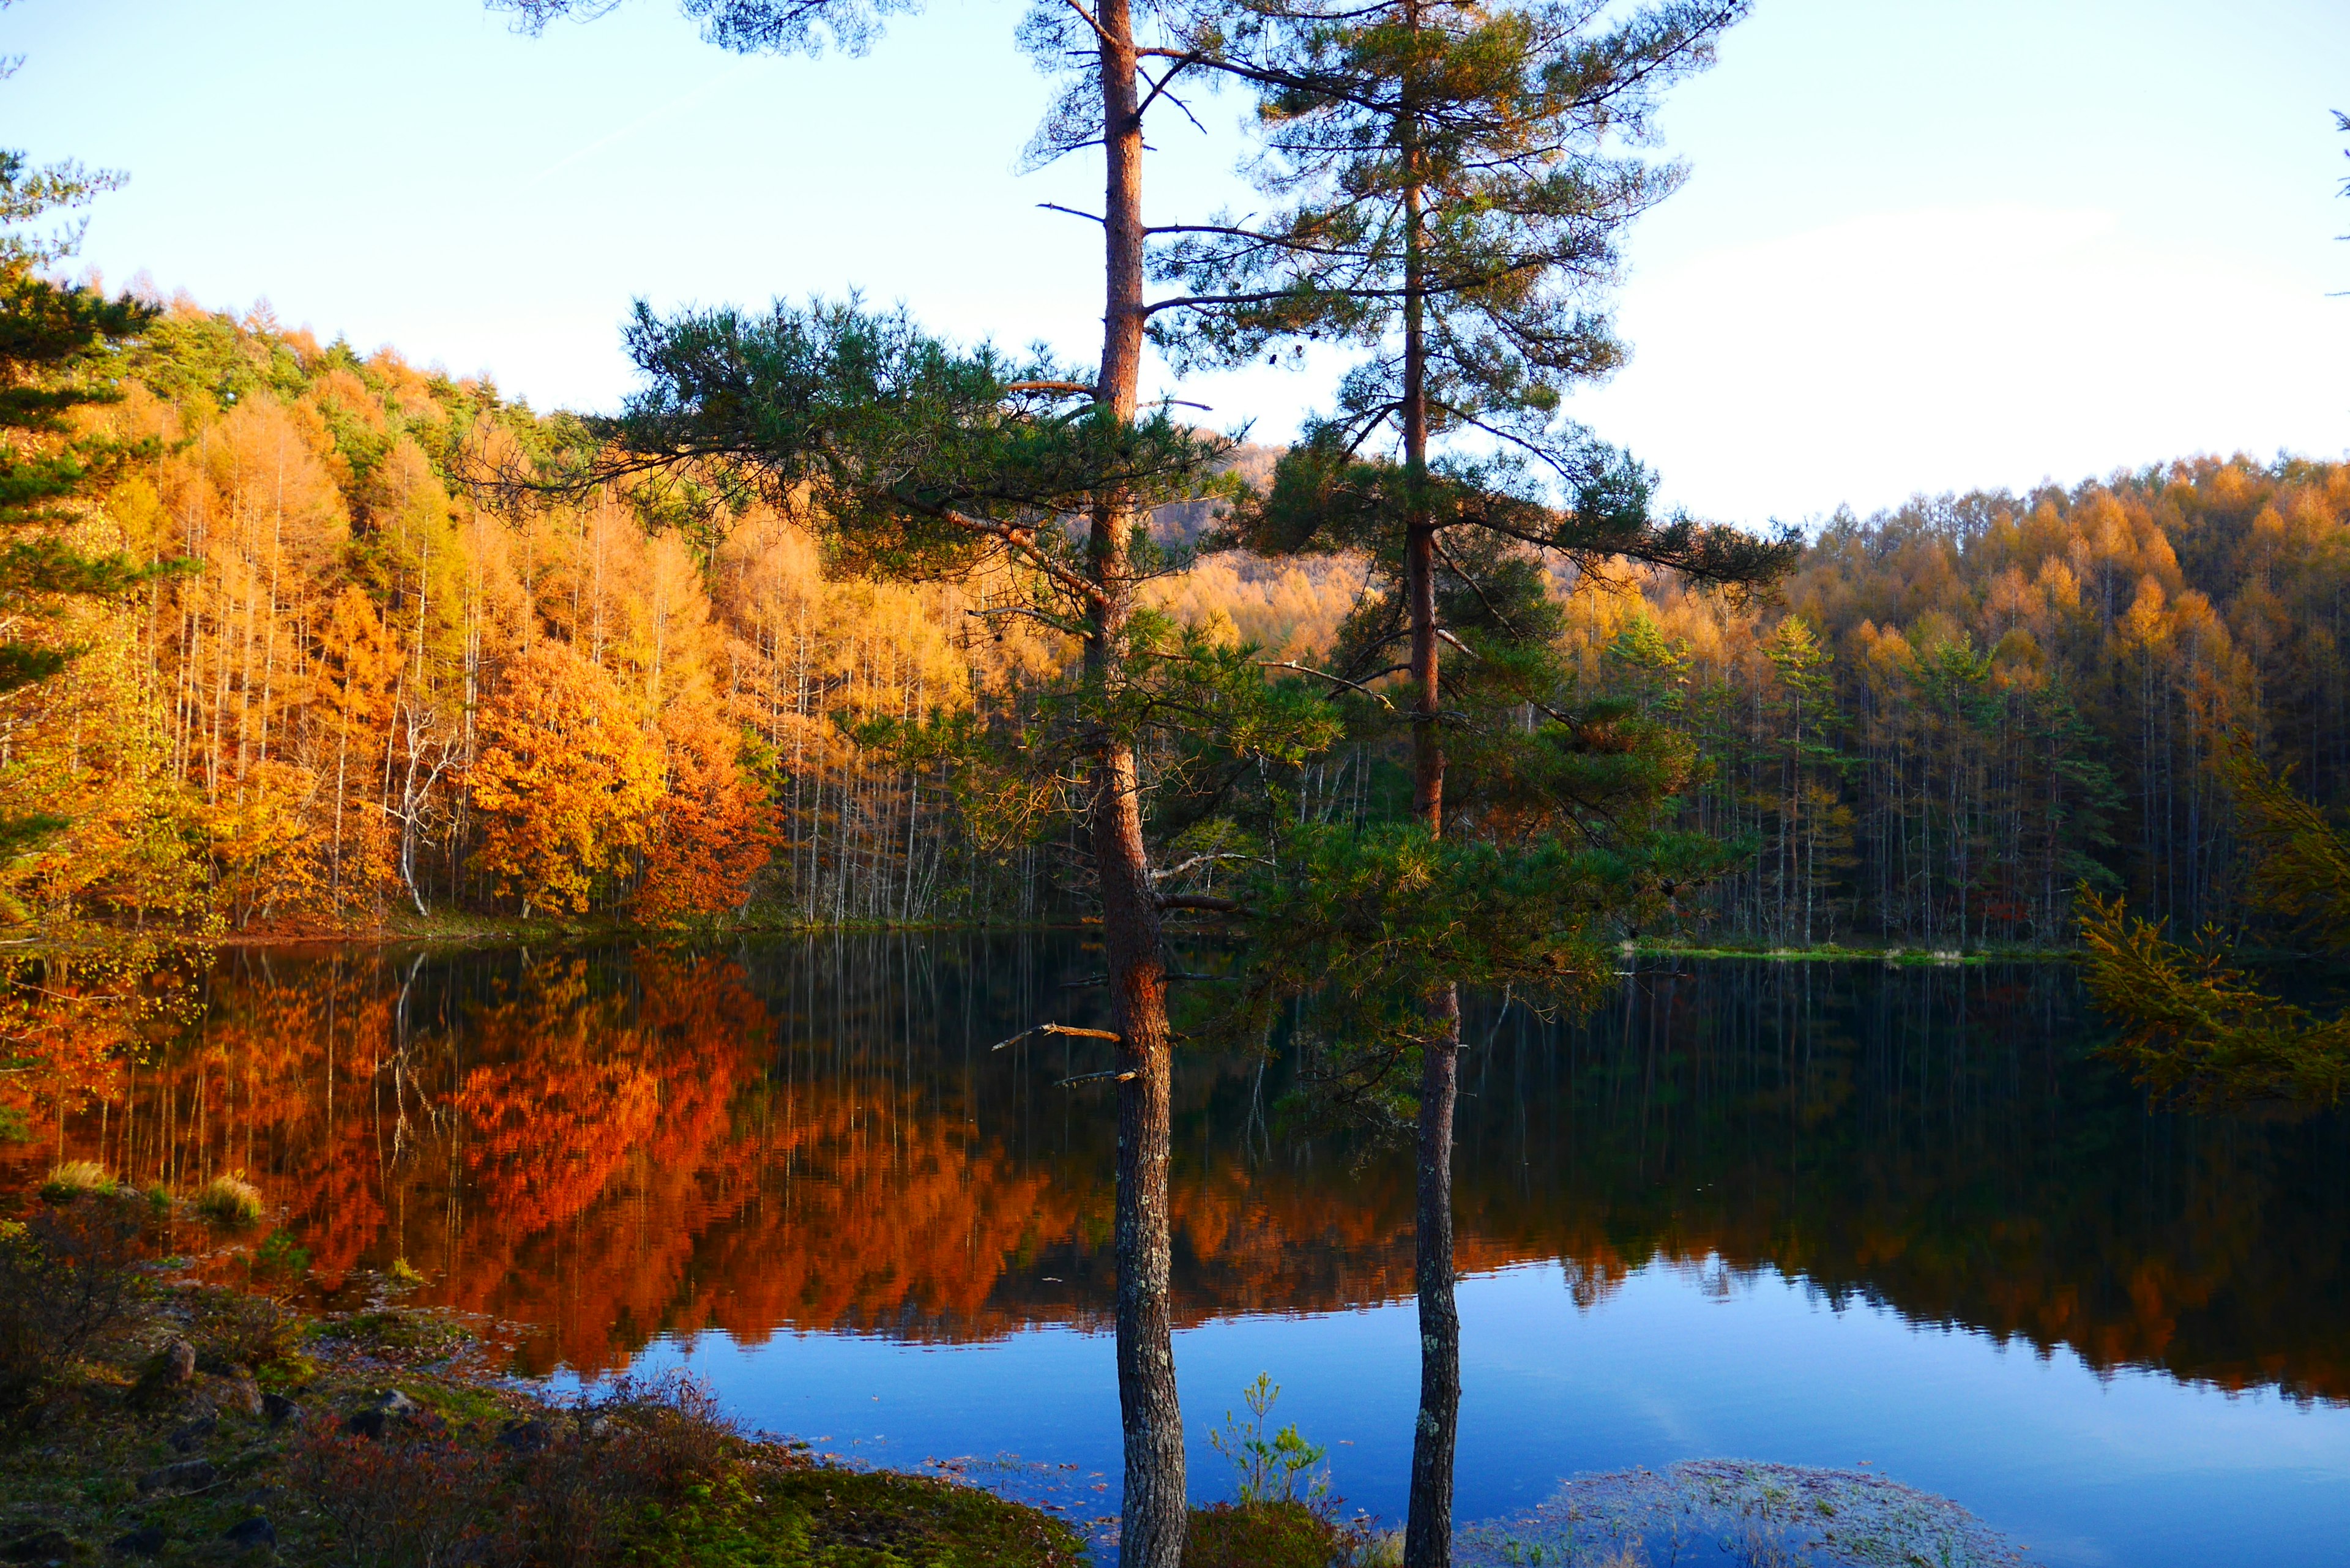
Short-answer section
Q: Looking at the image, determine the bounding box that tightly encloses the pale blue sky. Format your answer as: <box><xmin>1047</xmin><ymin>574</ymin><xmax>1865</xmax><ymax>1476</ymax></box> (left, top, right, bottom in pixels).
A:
<box><xmin>9</xmin><ymin>0</ymin><xmax>2349</xmax><ymax>525</ymax></box>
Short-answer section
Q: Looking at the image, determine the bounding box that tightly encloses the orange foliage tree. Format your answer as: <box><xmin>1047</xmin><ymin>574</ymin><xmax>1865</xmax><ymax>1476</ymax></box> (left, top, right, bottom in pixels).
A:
<box><xmin>636</xmin><ymin>701</ymin><xmax>776</xmax><ymax>919</ymax></box>
<box><xmin>468</xmin><ymin>641</ymin><xmax>662</xmax><ymax>915</ymax></box>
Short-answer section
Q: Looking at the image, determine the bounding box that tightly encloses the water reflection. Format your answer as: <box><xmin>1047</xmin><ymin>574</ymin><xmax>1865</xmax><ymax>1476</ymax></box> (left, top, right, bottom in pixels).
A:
<box><xmin>5</xmin><ymin>939</ymin><xmax>2344</xmax><ymax>1405</ymax></box>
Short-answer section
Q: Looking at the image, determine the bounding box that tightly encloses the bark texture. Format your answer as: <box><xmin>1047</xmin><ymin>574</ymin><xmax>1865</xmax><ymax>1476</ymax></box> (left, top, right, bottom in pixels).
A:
<box><xmin>1399</xmin><ymin>43</ymin><xmax>1460</xmax><ymax>1561</ymax></box>
<box><xmin>1406</xmin><ymin>985</ymin><xmax>1463</xmax><ymax>1568</ymax></box>
<box><xmin>1092</xmin><ymin>0</ymin><xmax>1186</xmax><ymax>1560</ymax></box>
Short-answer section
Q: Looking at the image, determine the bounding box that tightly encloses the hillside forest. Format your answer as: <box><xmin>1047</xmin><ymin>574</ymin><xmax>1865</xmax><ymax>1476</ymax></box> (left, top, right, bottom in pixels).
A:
<box><xmin>6</xmin><ymin>298</ymin><xmax>2348</xmax><ymax>948</ymax></box>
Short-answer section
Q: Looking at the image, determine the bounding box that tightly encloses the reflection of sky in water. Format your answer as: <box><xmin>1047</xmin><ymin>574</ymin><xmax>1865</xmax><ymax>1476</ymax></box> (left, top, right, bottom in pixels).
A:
<box><xmin>25</xmin><ymin>944</ymin><xmax>2346</xmax><ymax>1564</ymax></box>
<box><xmin>597</xmin><ymin>1260</ymin><xmax>2350</xmax><ymax>1568</ymax></box>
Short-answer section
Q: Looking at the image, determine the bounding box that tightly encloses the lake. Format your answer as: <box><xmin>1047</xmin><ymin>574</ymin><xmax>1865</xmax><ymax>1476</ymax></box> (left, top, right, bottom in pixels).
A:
<box><xmin>8</xmin><ymin>938</ymin><xmax>2347</xmax><ymax>1565</ymax></box>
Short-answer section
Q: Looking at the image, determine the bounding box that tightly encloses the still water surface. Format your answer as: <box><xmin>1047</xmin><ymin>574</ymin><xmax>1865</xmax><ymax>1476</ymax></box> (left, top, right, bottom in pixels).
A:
<box><xmin>10</xmin><ymin>939</ymin><xmax>2348</xmax><ymax>1564</ymax></box>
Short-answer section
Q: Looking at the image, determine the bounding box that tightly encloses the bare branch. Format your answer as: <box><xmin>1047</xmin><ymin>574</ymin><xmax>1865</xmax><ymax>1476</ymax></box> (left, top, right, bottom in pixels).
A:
<box><xmin>1060</xmin><ymin>971</ymin><xmax>1223</xmax><ymax>987</ymax></box>
<box><xmin>1151</xmin><ymin>851</ymin><xmax>1267</xmax><ymax>880</ymax></box>
<box><xmin>1256</xmin><ymin>659</ymin><xmax>1400</xmax><ymax>709</ymax></box>
<box><xmin>1056</xmin><ymin>0</ymin><xmax>1111</xmax><ymax>47</ymax></box>
<box><xmin>989</xmin><ymin>1021</ymin><xmax>1125</xmax><ymax>1051</ymax></box>
<box><xmin>1431</xmin><ymin>534</ymin><xmax>1521</xmax><ymax>634</ymax></box>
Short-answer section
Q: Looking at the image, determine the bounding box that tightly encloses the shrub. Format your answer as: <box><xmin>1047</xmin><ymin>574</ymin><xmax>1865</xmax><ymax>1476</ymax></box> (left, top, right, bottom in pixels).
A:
<box><xmin>248</xmin><ymin>1228</ymin><xmax>311</xmax><ymax>1284</ymax></box>
<box><xmin>594</xmin><ymin>1368</ymin><xmax>740</xmax><ymax>1491</ymax></box>
<box><xmin>501</xmin><ymin>1370</ymin><xmax>743</xmax><ymax>1564</ymax></box>
<box><xmin>287</xmin><ymin>1425</ymin><xmax>499</xmax><ymax>1568</ymax></box>
<box><xmin>1184</xmin><ymin>1500</ymin><xmax>1362</xmax><ymax>1568</ymax></box>
<box><xmin>0</xmin><ymin>1192</ymin><xmax>150</xmax><ymax>1408</ymax></box>
<box><xmin>37</xmin><ymin>1160</ymin><xmax>114</xmax><ymax>1203</ymax></box>
<box><xmin>188</xmin><ymin>1287</ymin><xmax>305</xmax><ymax>1373</ymax></box>
<box><xmin>193</xmin><ymin>1172</ymin><xmax>264</xmax><ymax>1226</ymax></box>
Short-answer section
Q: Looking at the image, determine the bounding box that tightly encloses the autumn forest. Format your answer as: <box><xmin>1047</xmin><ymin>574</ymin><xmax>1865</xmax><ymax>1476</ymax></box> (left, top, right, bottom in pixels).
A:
<box><xmin>9</xmin><ymin>0</ymin><xmax>2350</xmax><ymax>1560</ymax></box>
<box><xmin>7</xmin><ymin>296</ymin><xmax>2345</xmax><ymax>949</ymax></box>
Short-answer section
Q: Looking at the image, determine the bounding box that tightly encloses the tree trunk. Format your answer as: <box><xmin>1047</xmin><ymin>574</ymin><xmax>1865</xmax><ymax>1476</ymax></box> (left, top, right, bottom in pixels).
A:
<box><xmin>1397</xmin><ymin>37</ymin><xmax>1458</xmax><ymax>1562</ymax></box>
<box><xmin>1092</xmin><ymin>0</ymin><xmax>1186</xmax><ymax>1560</ymax></box>
<box><xmin>1405</xmin><ymin>984</ymin><xmax>1461</xmax><ymax>1568</ymax></box>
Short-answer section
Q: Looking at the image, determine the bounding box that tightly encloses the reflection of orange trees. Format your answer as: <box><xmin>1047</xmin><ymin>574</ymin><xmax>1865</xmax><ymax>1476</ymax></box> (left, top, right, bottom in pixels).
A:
<box><xmin>453</xmin><ymin>961</ymin><xmax>661</xmax><ymax>1237</ymax></box>
<box><xmin>431</xmin><ymin>954</ymin><xmax>766</xmax><ymax>1372</ymax></box>
<box><xmin>13</xmin><ymin>947</ymin><xmax>2346</xmax><ymax>1405</ymax></box>
<box><xmin>682</xmin><ymin>1078</ymin><xmax>1076</xmax><ymax>1348</ymax></box>
<box><xmin>0</xmin><ymin>943</ymin><xmax>198</xmax><ymax>1168</ymax></box>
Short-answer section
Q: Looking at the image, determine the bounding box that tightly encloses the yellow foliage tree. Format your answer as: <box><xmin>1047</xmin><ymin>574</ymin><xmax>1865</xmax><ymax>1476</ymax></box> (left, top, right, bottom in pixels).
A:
<box><xmin>468</xmin><ymin>641</ymin><xmax>661</xmax><ymax>915</ymax></box>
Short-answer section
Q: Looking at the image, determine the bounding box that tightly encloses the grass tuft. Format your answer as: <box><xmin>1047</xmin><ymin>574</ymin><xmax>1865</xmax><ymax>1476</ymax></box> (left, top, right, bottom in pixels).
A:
<box><xmin>37</xmin><ymin>1160</ymin><xmax>114</xmax><ymax>1203</ymax></box>
<box><xmin>193</xmin><ymin>1171</ymin><xmax>265</xmax><ymax>1225</ymax></box>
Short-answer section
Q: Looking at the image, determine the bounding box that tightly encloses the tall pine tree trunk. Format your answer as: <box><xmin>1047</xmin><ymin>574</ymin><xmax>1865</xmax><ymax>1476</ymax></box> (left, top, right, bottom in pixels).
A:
<box><xmin>1092</xmin><ymin>2</ymin><xmax>1185</xmax><ymax>1560</ymax></box>
<box><xmin>1398</xmin><ymin>64</ymin><xmax>1462</xmax><ymax>1567</ymax></box>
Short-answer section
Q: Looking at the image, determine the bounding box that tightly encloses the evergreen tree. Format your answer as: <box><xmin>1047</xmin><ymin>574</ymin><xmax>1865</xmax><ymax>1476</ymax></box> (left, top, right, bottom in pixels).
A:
<box><xmin>579</xmin><ymin>300</ymin><xmax>1341</xmax><ymax>1564</ymax></box>
<box><xmin>486</xmin><ymin>2</ymin><xmax>1267</xmax><ymax>1550</ymax></box>
<box><xmin>0</xmin><ymin>140</ymin><xmax>169</xmax><ymax>857</ymax></box>
<box><xmin>1146</xmin><ymin>1</ymin><xmax>1788</xmax><ymax>1559</ymax></box>
<box><xmin>2080</xmin><ymin>735</ymin><xmax>2350</xmax><ymax>1107</ymax></box>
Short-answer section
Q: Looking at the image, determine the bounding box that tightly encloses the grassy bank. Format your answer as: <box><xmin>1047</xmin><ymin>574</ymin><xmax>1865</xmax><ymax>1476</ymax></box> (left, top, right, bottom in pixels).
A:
<box><xmin>0</xmin><ymin>1190</ymin><xmax>1087</xmax><ymax>1566</ymax></box>
<box><xmin>114</xmin><ymin>909</ymin><xmax>1091</xmax><ymax>952</ymax></box>
<box><xmin>1</xmin><ymin>1187</ymin><xmax>1400</xmax><ymax>1568</ymax></box>
<box><xmin>1630</xmin><ymin>939</ymin><xmax>2078</xmax><ymax>964</ymax></box>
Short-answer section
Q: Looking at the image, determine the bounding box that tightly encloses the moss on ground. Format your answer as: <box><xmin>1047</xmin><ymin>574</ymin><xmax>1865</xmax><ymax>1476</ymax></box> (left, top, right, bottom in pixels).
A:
<box><xmin>0</xmin><ymin>1289</ymin><xmax>1084</xmax><ymax>1567</ymax></box>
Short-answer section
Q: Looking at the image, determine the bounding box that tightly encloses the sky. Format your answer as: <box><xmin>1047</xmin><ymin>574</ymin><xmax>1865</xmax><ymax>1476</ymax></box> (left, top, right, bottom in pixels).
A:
<box><xmin>8</xmin><ymin>0</ymin><xmax>2349</xmax><ymax>528</ymax></box>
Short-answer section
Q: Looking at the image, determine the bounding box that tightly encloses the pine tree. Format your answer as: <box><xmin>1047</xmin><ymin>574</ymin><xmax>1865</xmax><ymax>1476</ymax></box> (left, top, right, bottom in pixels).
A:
<box><xmin>0</xmin><ymin>141</ymin><xmax>171</xmax><ymax>857</ymax></box>
<box><xmin>1146</xmin><ymin>2</ymin><xmax>1786</xmax><ymax>1558</ymax></box>
<box><xmin>2080</xmin><ymin>734</ymin><xmax>2350</xmax><ymax>1107</ymax></box>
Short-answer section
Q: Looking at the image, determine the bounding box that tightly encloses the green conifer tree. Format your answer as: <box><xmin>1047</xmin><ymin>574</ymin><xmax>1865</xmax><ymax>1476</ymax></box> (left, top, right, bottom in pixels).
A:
<box><xmin>1143</xmin><ymin>2</ymin><xmax>1789</xmax><ymax>1558</ymax></box>
<box><xmin>2081</xmin><ymin>734</ymin><xmax>2350</xmax><ymax>1107</ymax></box>
<box><xmin>0</xmin><ymin>139</ymin><xmax>168</xmax><ymax>856</ymax></box>
<box><xmin>487</xmin><ymin>4</ymin><xmax>1267</xmax><ymax>1551</ymax></box>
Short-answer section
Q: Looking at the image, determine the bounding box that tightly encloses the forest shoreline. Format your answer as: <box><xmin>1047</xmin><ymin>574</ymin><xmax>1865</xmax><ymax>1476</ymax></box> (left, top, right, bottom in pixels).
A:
<box><xmin>19</xmin><ymin>918</ymin><xmax>2097</xmax><ymax>962</ymax></box>
<box><xmin>0</xmin><ymin>1241</ymin><xmax>1087</xmax><ymax>1567</ymax></box>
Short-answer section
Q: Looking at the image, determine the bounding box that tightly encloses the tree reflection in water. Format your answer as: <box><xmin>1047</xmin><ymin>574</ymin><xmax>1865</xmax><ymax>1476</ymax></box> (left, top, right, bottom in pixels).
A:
<box><xmin>6</xmin><ymin>939</ymin><xmax>2344</xmax><ymax>1405</ymax></box>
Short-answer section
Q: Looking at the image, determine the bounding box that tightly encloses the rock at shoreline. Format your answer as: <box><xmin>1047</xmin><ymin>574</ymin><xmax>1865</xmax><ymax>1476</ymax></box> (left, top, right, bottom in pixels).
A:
<box><xmin>165</xmin><ymin>1409</ymin><xmax>216</xmax><ymax>1453</ymax></box>
<box><xmin>3</xmin><ymin>1529</ymin><xmax>78</xmax><ymax>1564</ymax></box>
<box><xmin>133</xmin><ymin>1339</ymin><xmax>196</xmax><ymax>1403</ymax></box>
<box><xmin>345</xmin><ymin>1387</ymin><xmax>423</xmax><ymax>1438</ymax></box>
<box><xmin>222</xmin><ymin>1518</ymin><xmax>275</xmax><ymax>1550</ymax></box>
<box><xmin>210</xmin><ymin>1371</ymin><xmax>263</xmax><ymax>1417</ymax></box>
<box><xmin>134</xmin><ymin>1458</ymin><xmax>217</xmax><ymax>1495</ymax></box>
<box><xmin>495</xmin><ymin>1416</ymin><xmax>551</xmax><ymax>1454</ymax></box>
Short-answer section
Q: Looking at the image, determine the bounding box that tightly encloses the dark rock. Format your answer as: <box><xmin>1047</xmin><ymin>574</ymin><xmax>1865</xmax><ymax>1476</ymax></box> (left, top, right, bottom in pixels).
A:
<box><xmin>166</xmin><ymin>1411</ymin><xmax>216</xmax><ymax>1453</ymax></box>
<box><xmin>494</xmin><ymin>1417</ymin><xmax>551</xmax><ymax>1455</ymax></box>
<box><xmin>134</xmin><ymin>1339</ymin><xmax>196</xmax><ymax>1400</ymax></box>
<box><xmin>260</xmin><ymin>1392</ymin><xmax>300</xmax><ymax>1427</ymax></box>
<box><xmin>135</xmin><ymin>1457</ymin><xmax>217</xmax><ymax>1495</ymax></box>
<box><xmin>2</xmin><ymin>1529</ymin><xmax>75</xmax><ymax>1564</ymax></box>
<box><xmin>222</xmin><ymin>1518</ymin><xmax>275</xmax><ymax>1550</ymax></box>
<box><xmin>344</xmin><ymin>1388</ymin><xmax>424</xmax><ymax>1439</ymax></box>
<box><xmin>107</xmin><ymin>1526</ymin><xmax>166</xmax><ymax>1558</ymax></box>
